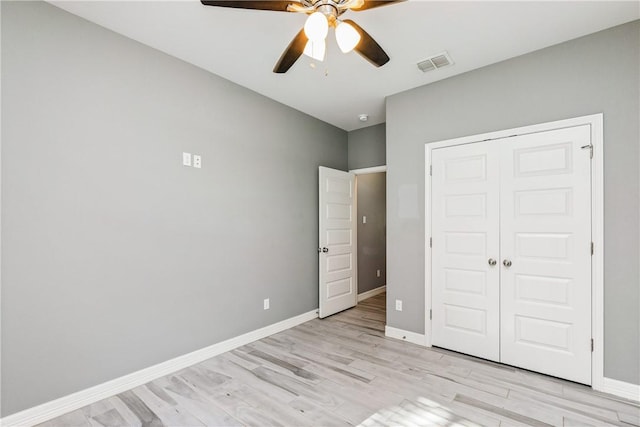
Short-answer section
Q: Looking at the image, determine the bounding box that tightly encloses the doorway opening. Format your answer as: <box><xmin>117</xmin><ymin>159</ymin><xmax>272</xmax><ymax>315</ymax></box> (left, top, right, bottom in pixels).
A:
<box><xmin>318</xmin><ymin>165</ymin><xmax>387</xmax><ymax>320</ymax></box>
<box><xmin>352</xmin><ymin>166</ymin><xmax>387</xmax><ymax>323</ymax></box>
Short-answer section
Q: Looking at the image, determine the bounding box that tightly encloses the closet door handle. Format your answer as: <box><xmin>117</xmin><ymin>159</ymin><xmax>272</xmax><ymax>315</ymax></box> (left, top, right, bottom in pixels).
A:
<box><xmin>503</xmin><ymin>259</ymin><xmax>512</xmax><ymax>268</ymax></box>
<box><xmin>488</xmin><ymin>258</ymin><xmax>497</xmax><ymax>266</ymax></box>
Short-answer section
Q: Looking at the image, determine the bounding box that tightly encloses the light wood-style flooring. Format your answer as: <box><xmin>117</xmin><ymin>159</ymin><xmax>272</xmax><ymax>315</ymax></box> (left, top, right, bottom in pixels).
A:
<box><xmin>39</xmin><ymin>293</ymin><xmax>639</xmax><ymax>426</ymax></box>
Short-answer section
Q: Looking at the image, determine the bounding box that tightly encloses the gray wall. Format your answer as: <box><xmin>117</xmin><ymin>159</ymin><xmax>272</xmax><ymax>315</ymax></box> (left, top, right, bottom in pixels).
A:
<box><xmin>386</xmin><ymin>20</ymin><xmax>640</xmax><ymax>385</ymax></box>
<box><xmin>1</xmin><ymin>1</ymin><xmax>347</xmax><ymax>416</ymax></box>
<box><xmin>347</xmin><ymin>123</ymin><xmax>385</xmax><ymax>170</ymax></box>
<box><xmin>357</xmin><ymin>173</ymin><xmax>386</xmax><ymax>295</ymax></box>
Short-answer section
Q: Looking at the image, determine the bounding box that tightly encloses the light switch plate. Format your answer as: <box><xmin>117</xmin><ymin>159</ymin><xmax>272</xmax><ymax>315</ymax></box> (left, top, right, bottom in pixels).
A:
<box><xmin>182</xmin><ymin>152</ymin><xmax>192</xmax><ymax>166</ymax></box>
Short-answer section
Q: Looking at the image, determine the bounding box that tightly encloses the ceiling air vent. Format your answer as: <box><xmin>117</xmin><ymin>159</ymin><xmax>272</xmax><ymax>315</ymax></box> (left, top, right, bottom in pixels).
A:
<box><xmin>417</xmin><ymin>51</ymin><xmax>454</xmax><ymax>73</ymax></box>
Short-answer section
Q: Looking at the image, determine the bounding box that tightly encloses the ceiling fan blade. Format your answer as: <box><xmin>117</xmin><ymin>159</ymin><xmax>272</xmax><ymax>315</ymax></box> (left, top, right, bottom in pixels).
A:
<box><xmin>343</xmin><ymin>19</ymin><xmax>389</xmax><ymax>67</ymax></box>
<box><xmin>349</xmin><ymin>0</ymin><xmax>405</xmax><ymax>11</ymax></box>
<box><xmin>200</xmin><ymin>0</ymin><xmax>303</xmax><ymax>12</ymax></box>
<box><xmin>273</xmin><ymin>29</ymin><xmax>308</xmax><ymax>73</ymax></box>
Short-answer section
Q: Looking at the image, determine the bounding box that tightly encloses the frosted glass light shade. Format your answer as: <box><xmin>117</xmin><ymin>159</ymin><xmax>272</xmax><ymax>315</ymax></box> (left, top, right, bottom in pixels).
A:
<box><xmin>303</xmin><ymin>40</ymin><xmax>326</xmax><ymax>61</ymax></box>
<box><xmin>335</xmin><ymin>21</ymin><xmax>360</xmax><ymax>53</ymax></box>
<box><xmin>304</xmin><ymin>12</ymin><xmax>329</xmax><ymax>41</ymax></box>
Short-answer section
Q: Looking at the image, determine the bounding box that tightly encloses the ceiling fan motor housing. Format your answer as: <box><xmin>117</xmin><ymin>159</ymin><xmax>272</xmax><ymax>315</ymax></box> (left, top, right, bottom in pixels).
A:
<box><xmin>313</xmin><ymin>2</ymin><xmax>342</xmax><ymax>25</ymax></box>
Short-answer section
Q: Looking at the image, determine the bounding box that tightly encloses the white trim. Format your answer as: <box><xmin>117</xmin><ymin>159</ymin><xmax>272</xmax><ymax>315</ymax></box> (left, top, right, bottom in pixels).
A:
<box><xmin>357</xmin><ymin>285</ymin><xmax>386</xmax><ymax>302</ymax></box>
<box><xmin>590</xmin><ymin>116</ymin><xmax>605</xmax><ymax>392</ymax></box>
<box><xmin>385</xmin><ymin>326</ymin><xmax>427</xmax><ymax>346</ymax></box>
<box><xmin>353</xmin><ymin>170</ymin><xmax>359</xmax><ymax>303</ymax></box>
<box><xmin>601</xmin><ymin>377</ymin><xmax>640</xmax><ymax>402</ymax></box>
<box><xmin>424</xmin><ymin>146</ymin><xmax>433</xmax><ymax>347</ymax></box>
<box><xmin>0</xmin><ymin>310</ymin><xmax>319</xmax><ymax>427</ymax></box>
<box><xmin>424</xmin><ymin>114</ymin><xmax>604</xmax><ymax>388</ymax></box>
<box><xmin>0</xmin><ymin>2</ymin><xmax>4</xmax><ymax>415</ymax></box>
<box><xmin>349</xmin><ymin>165</ymin><xmax>387</xmax><ymax>175</ymax></box>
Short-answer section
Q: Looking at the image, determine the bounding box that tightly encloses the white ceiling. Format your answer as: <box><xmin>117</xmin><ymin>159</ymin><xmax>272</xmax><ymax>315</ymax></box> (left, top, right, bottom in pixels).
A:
<box><xmin>49</xmin><ymin>0</ymin><xmax>639</xmax><ymax>131</ymax></box>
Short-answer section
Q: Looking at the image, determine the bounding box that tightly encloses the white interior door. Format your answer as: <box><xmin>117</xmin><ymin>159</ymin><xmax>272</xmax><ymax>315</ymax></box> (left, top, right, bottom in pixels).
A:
<box><xmin>319</xmin><ymin>166</ymin><xmax>356</xmax><ymax>318</ymax></box>
<box><xmin>500</xmin><ymin>126</ymin><xmax>592</xmax><ymax>384</ymax></box>
<box><xmin>431</xmin><ymin>141</ymin><xmax>501</xmax><ymax>361</ymax></box>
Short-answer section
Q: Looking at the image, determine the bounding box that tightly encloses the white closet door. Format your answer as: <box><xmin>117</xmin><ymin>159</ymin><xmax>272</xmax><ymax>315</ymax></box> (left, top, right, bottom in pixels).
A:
<box><xmin>499</xmin><ymin>126</ymin><xmax>592</xmax><ymax>384</ymax></box>
<box><xmin>431</xmin><ymin>141</ymin><xmax>501</xmax><ymax>361</ymax></box>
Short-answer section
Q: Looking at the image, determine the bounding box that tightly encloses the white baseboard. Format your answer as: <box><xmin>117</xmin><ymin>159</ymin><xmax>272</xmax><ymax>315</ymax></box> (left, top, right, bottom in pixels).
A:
<box><xmin>358</xmin><ymin>285</ymin><xmax>386</xmax><ymax>302</ymax></box>
<box><xmin>601</xmin><ymin>377</ymin><xmax>640</xmax><ymax>402</ymax></box>
<box><xmin>385</xmin><ymin>325</ymin><xmax>426</xmax><ymax>346</ymax></box>
<box><xmin>0</xmin><ymin>309</ymin><xmax>319</xmax><ymax>427</ymax></box>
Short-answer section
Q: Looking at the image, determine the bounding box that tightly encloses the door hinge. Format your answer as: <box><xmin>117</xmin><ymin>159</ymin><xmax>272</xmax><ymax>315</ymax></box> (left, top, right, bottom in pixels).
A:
<box><xmin>591</xmin><ymin>338</ymin><xmax>594</xmax><ymax>352</ymax></box>
<box><xmin>430</xmin><ymin>237</ymin><xmax>432</xmax><ymax>248</ymax></box>
<box><xmin>429</xmin><ymin>165</ymin><xmax>432</xmax><ymax>176</ymax></box>
<box><xmin>591</xmin><ymin>242</ymin><xmax>594</xmax><ymax>255</ymax></box>
<box><xmin>429</xmin><ymin>309</ymin><xmax>432</xmax><ymax>320</ymax></box>
<box><xmin>581</xmin><ymin>144</ymin><xmax>593</xmax><ymax>159</ymax></box>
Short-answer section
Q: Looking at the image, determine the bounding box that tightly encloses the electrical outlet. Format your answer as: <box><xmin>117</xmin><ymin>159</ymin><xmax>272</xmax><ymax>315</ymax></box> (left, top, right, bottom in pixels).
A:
<box><xmin>377</xmin><ymin>269</ymin><xmax>381</xmax><ymax>277</ymax></box>
<box><xmin>395</xmin><ymin>299</ymin><xmax>403</xmax><ymax>311</ymax></box>
<box><xmin>182</xmin><ymin>152</ymin><xmax>192</xmax><ymax>166</ymax></box>
<box><xmin>263</xmin><ymin>298</ymin><xmax>270</xmax><ymax>310</ymax></box>
<box><xmin>193</xmin><ymin>154</ymin><xmax>202</xmax><ymax>169</ymax></box>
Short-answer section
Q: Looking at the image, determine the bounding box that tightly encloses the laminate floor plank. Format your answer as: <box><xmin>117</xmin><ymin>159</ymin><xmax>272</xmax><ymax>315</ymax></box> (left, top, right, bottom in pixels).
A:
<box><xmin>89</xmin><ymin>408</ymin><xmax>130</xmax><ymax>427</ymax></box>
<box><xmin>412</xmin><ymin>395</ymin><xmax>503</xmax><ymax>427</ymax></box>
<box><xmin>39</xmin><ymin>293</ymin><xmax>639</xmax><ymax>427</ymax></box>
<box><xmin>202</xmin><ymin>355</ymin><xmax>297</xmax><ymax>403</ymax></box>
<box><xmin>36</xmin><ymin>409</ymin><xmax>91</xmax><ymax>427</ymax></box>
<box><xmin>618</xmin><ymin>410</ymin><xmax>640</xmax><ymax>426</ymax></box>
<box><xmin>105</xmin><ymin>396</ymin><xmax>143</xmax><ymax>427</ymax></box>
<box><xmin>254</xmin><ymin>339</ymin><xmax>378</xmax><ymax>388</ymax></box>
<box><xmin>286</xmin><ymin>397</ymin><xmax>352</xmax><ymax>426</ymax></box>
<box><xmin>155</xmin><ymin>376</ymin><xmax>243</xmax><ymax>427</ymax></box>
<box><xmin>131</xmin><ymin>384</ymin><xmax>205</xmax><ymax>427</ymax></box>
<box><xmin>507</xmin><ymin>386</ymin><xmax>623</xmax><ymax>424</ymax></box>
<box><xmin>562</xmin><ymin>384</ymin><xmax>640</xmax><ymax>419</ymax></box>
<box><xmin>296</xmin><ymin>322</ymin><xmax>408</xmax><ymax>362</ymax></box>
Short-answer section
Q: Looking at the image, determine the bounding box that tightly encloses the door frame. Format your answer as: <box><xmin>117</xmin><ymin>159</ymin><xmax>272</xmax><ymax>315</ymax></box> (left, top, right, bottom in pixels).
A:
<box><xmin>349</xmin><ymin>165</ymin><xmax>387</xmax><ymax>302</ymax></box>
<box><xmin>424</xmin><ymin>113</ymin><xmax>604</xmax><ymax>390</ymax></box>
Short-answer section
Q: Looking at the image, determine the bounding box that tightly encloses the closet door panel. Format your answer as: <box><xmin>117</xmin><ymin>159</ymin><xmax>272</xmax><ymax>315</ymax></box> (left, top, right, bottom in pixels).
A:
<box><xmin>499</xmin><ymin>125</ymin><xmax>592</xmax><ymax>385</ymax></box>
<box><xmin>431</xmin><ymin>141</ymin><xmax>501</xmax><ymax>361</ymax></box>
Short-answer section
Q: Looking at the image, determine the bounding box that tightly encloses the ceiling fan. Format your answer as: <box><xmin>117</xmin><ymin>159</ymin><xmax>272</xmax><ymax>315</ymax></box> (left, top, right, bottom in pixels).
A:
<box><xmin>200</xmin><ymin>0</ymin><xmax>404</xmax><ymax>73</ymax></box>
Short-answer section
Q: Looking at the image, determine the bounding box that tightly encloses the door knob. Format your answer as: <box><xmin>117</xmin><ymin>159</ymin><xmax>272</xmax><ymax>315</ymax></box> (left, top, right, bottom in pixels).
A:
<box><xmin>322</xmin><ymin>247</ymin><xmax>329</xmax><ymax>253</ymax></box>
<box><xmin>503</xmin><ymin>259</ymin><xmax>512</xmax><ymax>268</ymax></box>
<box><xmin>488</xmin><ymin>258</ymin><xmax>497</xmax><ymax>266</ymax></box>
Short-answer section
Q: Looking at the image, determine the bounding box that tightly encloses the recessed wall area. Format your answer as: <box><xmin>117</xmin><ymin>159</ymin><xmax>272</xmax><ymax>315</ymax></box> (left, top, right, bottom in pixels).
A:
<box><xmin>347</xmin><ymin>123</ymin><xmax>387</xmax><ymax>298</ymax></box>
<box><xmin>386</xmin><ymin>20</ymin><xmax>640</xmax><ymax>385</ymax></box>
<box><xmin>356</xmin><ymin>172</ymin><xmax>386</xmax><ymax>296</ymax></box>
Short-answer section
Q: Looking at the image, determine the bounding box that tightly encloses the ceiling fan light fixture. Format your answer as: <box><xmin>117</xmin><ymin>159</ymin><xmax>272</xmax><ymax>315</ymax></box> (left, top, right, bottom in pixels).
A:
<box><xmin>335</xmin><ymin>20</ymin><xmax>361</xmax><ymax>53</ymax></box>
<box><xmin>304</xmin><ymin>12</ymin><xmax>329</xmax><ymax>41</ymax></box>
<box><xmin>303</xmin><ymin>39</ymin><xmax>326</xmax><ymax>61</ymax></box>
